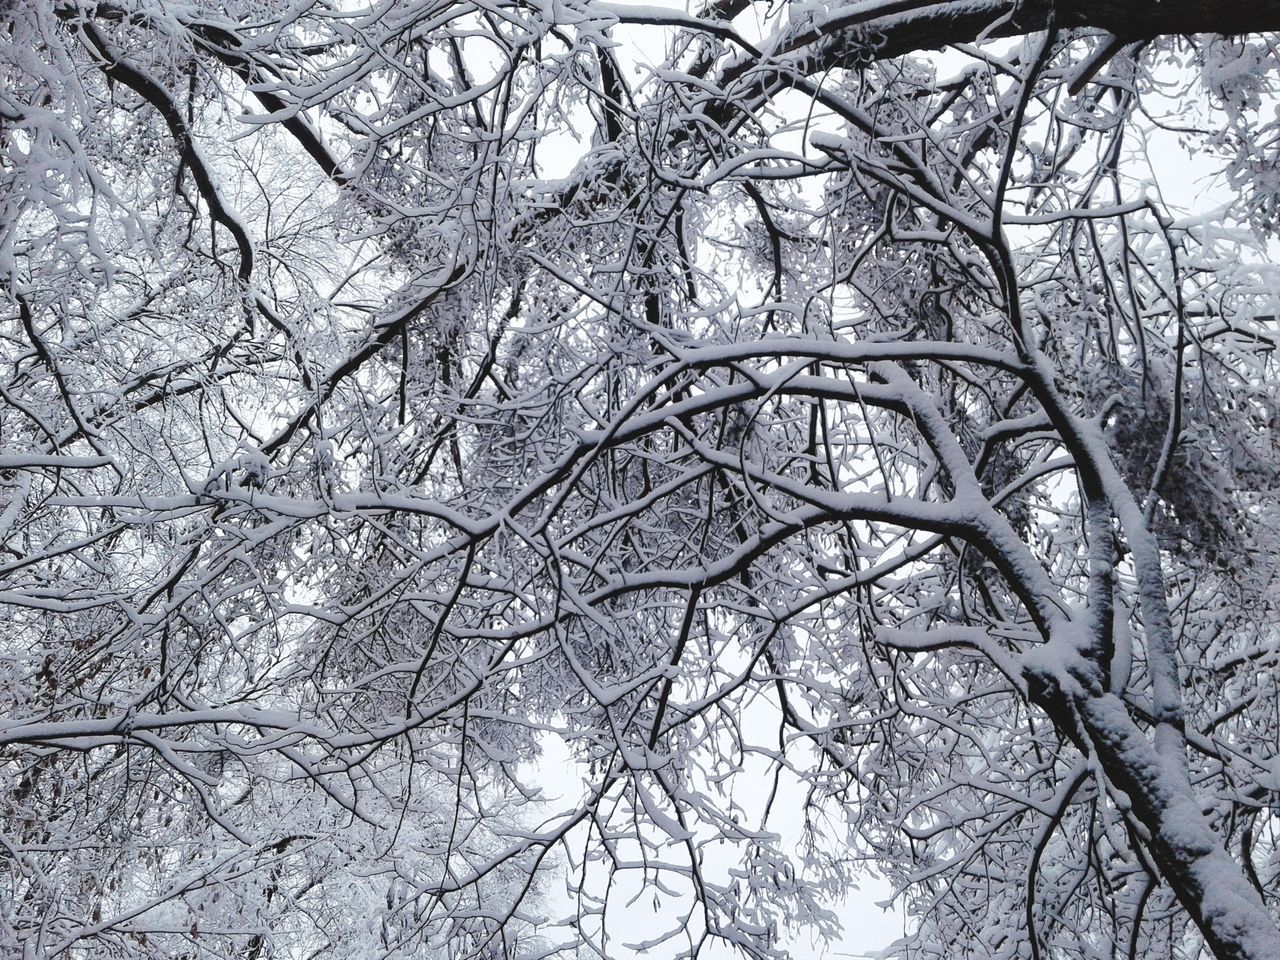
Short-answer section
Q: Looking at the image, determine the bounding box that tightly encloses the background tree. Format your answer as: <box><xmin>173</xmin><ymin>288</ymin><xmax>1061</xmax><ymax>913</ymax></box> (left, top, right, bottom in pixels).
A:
<box><xmin>3</xmin><ymin>1</ymin><xmax>1280</xmax><ymax>957</ymax></box>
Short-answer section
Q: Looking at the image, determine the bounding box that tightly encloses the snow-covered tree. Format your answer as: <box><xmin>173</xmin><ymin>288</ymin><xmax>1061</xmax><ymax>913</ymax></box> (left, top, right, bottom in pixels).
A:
<box><xmin>4</xmin><ymin>1</ymin><xmax>1280</xmax><ymax>957</ymax></box>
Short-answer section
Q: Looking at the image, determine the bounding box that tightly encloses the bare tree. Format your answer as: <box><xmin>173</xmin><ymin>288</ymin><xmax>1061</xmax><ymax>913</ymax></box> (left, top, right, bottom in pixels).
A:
<box><xmin>4</xmin><ymin>1</ymin><xmax>1280</xmax><ymax>957</ymax></box>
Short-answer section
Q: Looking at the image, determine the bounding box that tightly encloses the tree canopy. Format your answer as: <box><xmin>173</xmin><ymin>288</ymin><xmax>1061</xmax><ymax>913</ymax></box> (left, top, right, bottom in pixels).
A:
<box><xmin>3</xmin><ymin>1</ymin><xmax>1280</xmax><ymax>957</ymax></box>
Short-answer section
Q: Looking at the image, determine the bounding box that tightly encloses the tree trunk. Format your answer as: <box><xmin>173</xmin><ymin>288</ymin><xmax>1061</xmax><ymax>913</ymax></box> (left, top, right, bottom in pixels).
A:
<box><xmin>1036</xmin><ymin>688</ymin><xmax>1280</xmax><ymax>960</ymax></box>
<box><xmin>784</xmin><ymin>0</ymin><xmax>1280</xmax><ymax>66</ymax></box>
